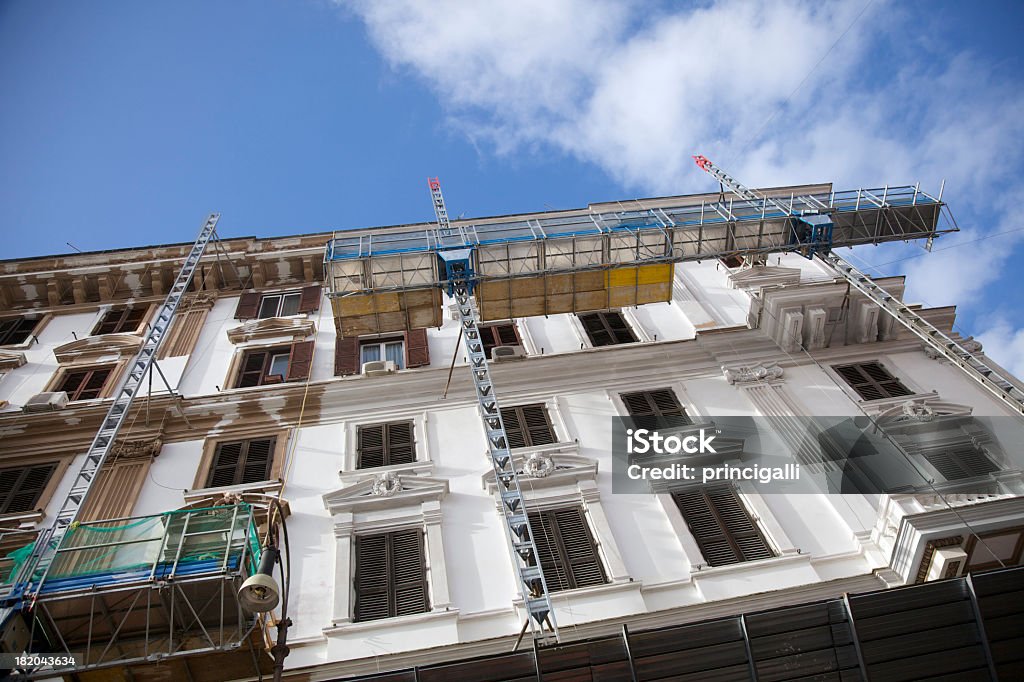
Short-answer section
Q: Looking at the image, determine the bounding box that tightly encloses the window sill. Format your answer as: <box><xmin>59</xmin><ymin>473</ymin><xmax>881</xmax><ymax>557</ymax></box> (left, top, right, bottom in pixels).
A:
<box><xmin>0</xmin><ymin>510</ymin><xmax>45</xmax><ymax>529</ymax></box>
<box><xmin>512</xmin><ymin>578</ymin><xmax>641</xmax><ymax>609</ymax></box>
<box><xmin>184</xmin><ymin>479</ymin><xmax>282</xmax><ymax>502</ymax></box>
<box><xmin>325</xmin><ymin>607</ymin><xmax>459</xmax><ymax>634</ymax></box>
<box><xmin>688</xmin><ymin>552</ymin><xmax>805</xmax><ymax>577</ymax></box>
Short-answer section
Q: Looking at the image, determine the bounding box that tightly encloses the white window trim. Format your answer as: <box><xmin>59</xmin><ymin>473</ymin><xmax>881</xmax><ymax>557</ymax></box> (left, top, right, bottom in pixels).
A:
<box><xmin>513</xmin><ymin>318</ymin><xmax>540</xmax><ymax>356</ymax></box>
<box><xmin>323</xmin><ymin>476</ymin><xmax>451</xmax><ymax>626</ymax></box>
<box><xmin>825</xmin><ymin>355</ymin><xmax>926</xmax><ymax>406</ymax></box>
<box><xmin>619</xmin><ymin>307</ymin><xmax>654</xmax><ymax>343</ymax></box>
<box><xmin>340</xmin><ymin>410</ymin><xmax>432</xmax><ymax>478</ymax></box>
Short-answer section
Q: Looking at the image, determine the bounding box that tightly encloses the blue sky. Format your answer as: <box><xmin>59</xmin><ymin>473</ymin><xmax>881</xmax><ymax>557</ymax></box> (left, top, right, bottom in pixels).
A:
<box><xmin>2</xmin><ymin>1</ymin><xmax>1023</xmax><ymax>373</ymax></box>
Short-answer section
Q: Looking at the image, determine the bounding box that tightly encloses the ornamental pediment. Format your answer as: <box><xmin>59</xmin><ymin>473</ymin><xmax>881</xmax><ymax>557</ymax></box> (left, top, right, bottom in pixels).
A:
<box><xmin>322</xmin><ymin>474</ymin><xmax>448</xmax><ymax>514</ymax></box>
<box><xmin>226</xmin><ymin>316</ymin><xmax>315</xmax><ymax>344</ymax></box>
<box><xmin>482</xmin><ymin>452</ymin><xmax>598</xmax><ymax>493</ymax></box>
<box><xmin>53</xmin><ymin>333</ymin><xmax>142</xmax><ymax>364</ymax></box>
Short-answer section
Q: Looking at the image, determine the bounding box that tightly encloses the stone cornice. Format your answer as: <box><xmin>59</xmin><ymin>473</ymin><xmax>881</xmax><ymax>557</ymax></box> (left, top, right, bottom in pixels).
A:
<box><xmin>52</xmin><ymin>333</ymin><xmax>143</xmax><ymax>364</ymax></box>
<box><xmin>226</xmin><ymin>316</ymin><xmax>316</xmax><ymax>344</ymax></box>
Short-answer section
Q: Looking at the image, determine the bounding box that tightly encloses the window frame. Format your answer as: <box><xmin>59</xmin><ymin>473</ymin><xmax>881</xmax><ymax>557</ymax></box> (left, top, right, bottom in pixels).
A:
<box><xmin>356</xmin><ymin>421</ymin><xmax>417</xmax><ymax>470</ymax></box>
<box><xmin>193</xmin><ymin>432</ymin><xmax>288</xmax><ymax>493</ymax></box>
<box><xmin>501</xmin><ymin>403</ymin><xmax>558</xmax><ymax>449</ymax></box>
<box><xmin>257</xmin><ymin>291</ymin><xmax>302</xmax><ymax>319</ymax></box>
<box><xmin>577</xmin><ymin>310</ymin><xmax>638</xmax><ymax>347</ymax></box>
<box><xmin>92</xmin><ymin>306</ymin><xmax>150</xmax><ymax>336</ymax></box>
<box><xmin>479</xmin><ymin>322</ymin><xmax>521</xmax><ymax>358</ymax></box>
<box><xmin>527</xmin><ymin>507</ymin><xmax>608</xmax><ymax>592</ymax></box>
<box><xmin>670</xmin><ymin>484</ymin><xmax>776</xmax><ymax>568</ymax></box>
<box><xmin>0</xmin><ymin>462</ymin><xmax>59</xmax><ymax>515</ymax></box>
<box><xmin>832</xmin><ymin>361</ymin><xmax>913</xmax><ymax>401</ymax></box>
<box><xmin>353</xmin><ymin>528</ymin><xmax>430</xmax><ymax>622</ymax></box>
<box><xmin>0</xmin><ymin>317</ymin><xmax>39</xmax><ymax>347</ymax></box>
<box><xmin>56</xmin><ymin>365</ymin><xmax>116</xmax><ymax>401</ymax></box>
<box><xmin>359</xmin><ymin>337</ymin><xmax>406</xmax><ymax>369</ymax></box>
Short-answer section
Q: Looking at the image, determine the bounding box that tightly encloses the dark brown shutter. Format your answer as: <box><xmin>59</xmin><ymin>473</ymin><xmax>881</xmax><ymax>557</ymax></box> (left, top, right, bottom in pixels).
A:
<box><xmin>833</xmin><ymin>362</ymin><xmax>912</xmax><ymax>400</ymax></box>
<box><xmin>925</xmin><ymin>446</ymin><xmax>999</xmax><ymax>481</ymax></box>
<box><xmin>234</xmin><ymin>291</ymin><xmax>261</xmax><ymax>320</ymax></box>
<box><xmin>501</xmin><ymin>405</ymin><xmax>555</xmax><ymax>449</ymax></box>
<box><xmin>354</xmin><ymin>530</ymin><xmax>428</xmax><ymax>622</ymax></box>
<box><xmin>672</xmin><ymin>486</ymin><xmax>773</xmax><ymax>567</ymax></box>
<box><xmin>286</xmin><ymin>340</ymin><xmax>315</xmax><ymax>382</ymax></box>
<box><xmin>528</xmin><ymin>508</ymin><xmax>606</xmax><ymax>592</ymax></box>
<box><xmin>357</xmin><ymin>422</ymin><xmax>415</xmax><ymax>469</ymax></box>
<box><xmin>354</xmin><ymin>534</ymin><xmax>390</xmax><ymax>622</ymax></box>
<box><xmin>240</xmin><ymin>438</ymin><xmax>275</xmax><ymax>483</ymax></box>
<box><xmin>208</xmin><ymin>441</ymin><xmax>243</xmax><ymax>488</ymax></box>
<box><xmin>357</xmin><ymin>424</ymin><xmax>386</xmax><ymax>469</ymax></box>
<box><xmin>298</xmin><ymin>285</ymin><xmax>321</xmax><ymax>314</ymax></box>
<box><xmin>0</xmin><ymin>463</ymin><xmax>57</xmax><ymax>514</ymax></box>
<box><xmin>334</xmin><ymin>337</ymin><xmax>360</xmax><ymax>376</ymax></box>
<box><xmin>620</xmin><ymin>389</ymin><xmax>690</xmax><ymax>428</ymax></box>
<box><xmin>405</xmin><ymin>328</ymin><xmax>430</xmax><ymax>368</ymax></box>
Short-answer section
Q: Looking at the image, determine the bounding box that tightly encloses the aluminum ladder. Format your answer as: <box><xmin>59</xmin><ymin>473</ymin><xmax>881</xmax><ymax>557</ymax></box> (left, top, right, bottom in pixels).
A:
<box><xmin>17</xmin><ymin>214</ymin><xmax>221</xmax><ymax>604</ymax></box>
<box><xmin>429</xmin><ymin>180</ymin><xmax>559</xmax><ymax>644</ymax></box>
<box><xmin>821</xmin><ymin>251</ymin><xmax>1024</xmax><ymax>416</ymax></box>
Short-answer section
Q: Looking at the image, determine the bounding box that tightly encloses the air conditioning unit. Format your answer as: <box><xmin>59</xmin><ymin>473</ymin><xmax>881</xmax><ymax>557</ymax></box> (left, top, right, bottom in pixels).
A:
<box><xmin>491</xmin><ymin>345</ymin><xmax>526</xmax><ymax>362</ymax></box>
<box><xmin>925</xmin><ymin>546</ymin><xmax>968</xmax><ymax>581</ymax></box>
<box><xmin>22</xmin><ymin>391</ymin><xmax>69</xmax><ymax>413</ymax></box>
<box><xmin>362</xmin><ymin>360</ymin><xmax>397</xmax><ymax>377</ymax></box>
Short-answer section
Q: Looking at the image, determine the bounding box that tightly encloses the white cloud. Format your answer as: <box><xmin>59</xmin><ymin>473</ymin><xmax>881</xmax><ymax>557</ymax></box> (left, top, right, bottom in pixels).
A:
<box><xmin>978</xmin><ymin>317</ymin><xmax>1024</xmax><ymax>378</ymax></box>
<box><xmin>340</xmin><ymin>0</ymin><xmax>1024</xmax><ymax>372</ymax></box>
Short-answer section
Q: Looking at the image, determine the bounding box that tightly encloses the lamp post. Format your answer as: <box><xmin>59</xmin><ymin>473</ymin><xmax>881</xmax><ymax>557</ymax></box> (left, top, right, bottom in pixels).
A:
<box><xmin>238</xmin><ymin>499</ymin><xmax>291</xmax><ymax>682</ymax></box>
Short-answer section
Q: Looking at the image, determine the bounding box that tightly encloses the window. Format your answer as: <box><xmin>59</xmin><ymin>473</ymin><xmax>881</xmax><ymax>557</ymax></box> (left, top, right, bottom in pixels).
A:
<box><xmin>93</xmin><ymin>306</ymin><xmax>148</xmax><ymax>335</ymax></box>
<box><xmin>672</xmin><ymin>485</ymin><xmax>774</xmax><ymax>567</ymax></box>
<box><xmin>620</xmin><ymin>388</ymin><xmax>691</xmax><ymax>429</ymax></box>
<box><xmin>720</xmin><ymin>255</ymin><xmax>744</xmax><ymax>269</ymax></box>
<box><xmin>57</xmin><ymin>366</ymin><xmax>113</xmax><ymax>401</ymax></box>
<box><xmin>354</xmin><ymin>529</ymin><xmax>429</xmax><ymax>622</ymax></box>
<box><xmin>479</xmin><ymin>323</ymin><xmax>520</xmax><ymax>358</ymax></box>
<box><xmin>360</xmin><ymin>338</ymin><xmax>405</xmax><ymax>369</ymax></box>
<box><xmin>0</xmin><ymin>318</ymin><xmax>37</xmax><ymax>346</ymax></box>
<box><xmin>527</xmin><ymin>508</ymin><xmax>606</xmax><ymax>592</ymax></box>
<box><xmin>235</xmin><ymin>341</ymin><xmax>313</xmax><ymax>388</ymax></box>
<box><xmin>257</xmin><ymin>292</ymin><xmax>301</xmax><ymax>319</ymax></box>
<box><xmin>923</xmin><ymin>445</ymin><xmax>999</xmax><ymax>481</ymax></box>
<box><xmin>833</xmin><ymin>362</ymin><xmax>912</xmax><ymax>401</ymax></box>
<box><xmin>0</xmin><ymin>463</ymin><xmax>57</xmax><ymax>515</ymax></box>
<box><xmin>501</xmin><ymin>404</ymin><xmax>557</xmax><ymax>449</ymax></box>
<box><xmin>357</xmin><ymin>421</ymin><xmax>415</xmax><ymax>469</ymax></box>
<box><xmin>205</xmin><ymin>437</ymin><xmax>276</xmax><ymax>488</ymax></box>
<box><xmin>234</xmin><ymin>286</ymin><xmax>321</xmax><ymax>320</ymax></box>
<box><xmin>578</xmin><ymin>311</ymin><xmax>637</xmax><ymax>347</ymax></box>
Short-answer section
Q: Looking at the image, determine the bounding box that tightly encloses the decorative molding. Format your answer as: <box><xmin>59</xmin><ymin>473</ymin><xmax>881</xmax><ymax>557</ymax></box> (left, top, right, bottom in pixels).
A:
<box><xmin>371</xmin><ymin>471</ymin><xmax>403</xmax><ymax>497</ymax></box>
<box><xmin>53</xmin><ymin>333</ymin><xmax>143</xmax><ymax>364</ymax></box>
<box><xmin>226</xmin><ymin>316</ymin><xmax>316</xmax><ymax>344</ymax></box>
<box><xmin>728</xmin><ymin>266</ymin><xmax>802</xmax><ymax>291</ymax></box>
<box><xmin>110</xmin><ymin>436</ymin><xmax>163</xmax><ymax>461</ymax></box>
<box><xmin>0</xmin><ymin>350</ymin><xmax>27</xmax><ymax>371</ymax></box>
<box><xmin>323</xmin><ymin>475</ymin><xmax>449</xmax><ymax>515</ymax></box>
<box><xmin>722</xmin><ymin>362</ymin><xmax>784</xmax><ymax>385</ymax></box>
<box><xmin>482</xmin><ymin>452</ymin><xmax>597</xmax><ymax>494</ymax></box>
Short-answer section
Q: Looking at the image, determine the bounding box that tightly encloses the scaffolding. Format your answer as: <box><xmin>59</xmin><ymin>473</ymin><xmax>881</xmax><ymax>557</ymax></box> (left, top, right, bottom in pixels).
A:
<box><xmin>326</xmin><ymin>184</ymin><xmax>951</xmax><ymax>335</ymax></box>
<box><xmin>1</xmin><ymin>504</ymin><xmax>268</xmax><ymax>678</ymax></box>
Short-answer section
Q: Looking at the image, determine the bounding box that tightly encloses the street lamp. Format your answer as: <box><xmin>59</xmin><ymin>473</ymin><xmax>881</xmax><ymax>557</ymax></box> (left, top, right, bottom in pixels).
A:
<box><xmin>238</xmin><ymin>499</ymin><xmax>291</xmax><ymax>682</ymax></box>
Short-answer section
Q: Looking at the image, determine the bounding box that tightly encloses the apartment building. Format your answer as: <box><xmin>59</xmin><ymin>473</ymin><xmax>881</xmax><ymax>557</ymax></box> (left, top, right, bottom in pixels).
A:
<box><xmin>0</xmin><ymin>184</ymin><xmax>1022</xmax><ymax>681</ymax></box>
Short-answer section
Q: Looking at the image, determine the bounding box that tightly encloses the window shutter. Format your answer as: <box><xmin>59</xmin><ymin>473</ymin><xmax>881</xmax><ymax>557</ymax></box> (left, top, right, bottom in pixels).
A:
<box><xmin>234</xmin><ymin>292</ymin><xmax>261</xmax><ymax>320</ymax></box>
<box><xmin>334</xmin><ymin>337</ymin><xmax>360</xmax><ymax>376</ymax></box>
<box><xmin>0</xmin><ymin>463</ymin><xmax>56</xmax><ymax>514</ymax></box>
<box><xmin>241</xmin><ymin>438</ymin><xmax>275</xmax><ymax>484</ymax></box>
<box><xmin>496</xmin><ymin>323</ymin><xmax>520</xmax><ymax>345</ymax></box>
<box><xmin>833</xmin><ymin>362</ymin><xmax>911</xmax><ymax>400</ymax></box>
<box><xmin>386</xmin><ymin>422</ymin><xmax>415</xmax><ymax>465</ymax></box>
<box><xmin>553</xmin><ymin>508</ymin><xmax>606</xmax><ymax>588</ymax></box>
<box><xmin>606</xmin><ymin>311</ymin><xmax>637</xmax><ymax>343</ymax></box>
<box><xmin>405</xmin><ymin>328</ymin><xmax>430</xmax><ymax>368</ymax></box>
<box><xmin>391</xmin><ymin>529</ymin><xmax>429</xmax><ymax>617</ymax></box>
<box><xmin>528</xmin><ymin>511</ymin><xmax>570</xmax><ymax>591</ymax></box>
<box><xmin>621</xmin><ymin>389</ymin><xmax>690</xmax><ymax>428</ymax></box>
<box><xmin>297</xmin><ymin>285</ymin><xmax>321</xmax><ymax>314</ymax></box>
<box><xmin>208</xmin><ymin>441</ymin><xmax>243</xmax><ymax>488</ymax></box>
<box><xmin>925</xmin><ymin>446</ymin><xmax>999</xmax><ymax>481</ymax></box>
<box><xmin>286</xmin><ymin>340</ymin><xmax>315</xmax><ymax>382</ymax></box>
<box><xmin>673</xmin><ymin>486</ymin><xmax>773</xmax><ymax>567</ymax></box>
<box><xmin>78</xmin><ymin>368</ymin><xmax>111</xmax><ymax>400</ymax></box>
<box><xmin>357</xmin><ymin>424</ymin><xmax>386</xmax><ymax>469</ymax></box>
<box><xmin>354</xmin><ymin>534</ymin><xmax>390</xmax><ymax>622</ymax></box>
<box><xmin>501</xmin><ymin>405</ymin><xmax>555</xmax><ymax>449</ymax></box>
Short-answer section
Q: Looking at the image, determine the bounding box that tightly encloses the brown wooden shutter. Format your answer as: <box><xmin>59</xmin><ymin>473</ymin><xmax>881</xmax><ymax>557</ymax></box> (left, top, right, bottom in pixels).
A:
<box><xmin>405</xmin><ymin>328</ymin><xmax>430</xmax><ymax>368</ymax></box>
<box><xmin>528</xmin><ymin>510</ymin><xmax>570</xmax><ymax>591</ymax></box>
<box><xmin>528</xmin><ymin>508</ymin><xmax>605</xmax><ymax>591</ymax></box>
<box><xmin>501</xmin><ymin>405</ymin><xmax>555</xmax><ymax>448</ymax></box>
<box><xmin>240</xmin><ymin>438</ymin><xmax>275</xmax><ymax>483</ymax></box>
<box><xmin>79</xmin><ymin>458</ymin><xmax>153</xmax><ymax>522</ymax></box>
<box><xmin>207</xmin><ymin>441</ymin><xmax>243</xmax><ymax>487</ymax></box>
<box><xmin>357</xmin><ymin>424</ymin><xmax>386</xmax><ymax>469</ymax></box>
<box><xmin>0</xmin><ymin>463</ymin><xmax>56</xmax><ymax>514</ymax></box>
<box><xmin>672</xmin><ymin>486</ymin><xmax>773</xmax><ymax>567</ymax></box>
<box><xmin>234</xmin><ymin>291</ymin><xmax>261</xmax><ymax>319</ymax></box>
<box><xmin>286</xmin><ymin>340</ymin><xmax>315</xmax><ymax>382</ymax></box>
<box><xmin>354</xmin><ymin>534</ymin><xmax>390</xmax><ymax>622</ymax></box>
<box><xmin>925</xmin><ymin>446</ymin><xmax>999</xmax><ymax>481</ymax></box>
<box><xmin>298</xmin><ymin>285</ymin><xmax>321</xmax><ymax>314</ymax></box>
<box><xmin>620</xmin><ymin>389</ymin><xmax>690</xmax><ymax>429</ymax></box>
<box><xmin>237</xmin><ymin>350</ymin><xmax>268</xmax><ymax>388</ymax></box>
<box><xmin>334</xmin><ymin>337</ymin><xmax>360</xmax><ymax>376</ymax></box>
<box><xmin>391</xmin><ymin>529</ymin><xmax>429</xmax><ymax>616</ymax></box>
